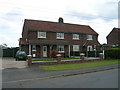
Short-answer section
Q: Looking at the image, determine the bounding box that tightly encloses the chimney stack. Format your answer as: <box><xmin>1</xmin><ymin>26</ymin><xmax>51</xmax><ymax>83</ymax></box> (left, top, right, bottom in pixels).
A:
<box><xmin>58</xmin><ymin>17</ymin><xmax>64</xmax><ymax>23</ymax></box>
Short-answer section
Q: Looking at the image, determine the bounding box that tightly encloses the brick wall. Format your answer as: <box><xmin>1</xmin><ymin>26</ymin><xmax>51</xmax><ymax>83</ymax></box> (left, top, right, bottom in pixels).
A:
<box><xmin>30</xmin><ymin>59</ymin><xmax>102</xmax><ymax>65</ymax></box>
<box><xmin>107</xmin><ymin>30</ymin><xmax>119</xmax><ymax>45</ymax></box>
<box><xmin>28</xmin><ymin>31</ymin><xmax>99</xmax><ymax>46</ymax></box>
<box><xmin>22</xmin><ymin>31</ymin><xmax>100</xmax><ymax>57</ymax></box>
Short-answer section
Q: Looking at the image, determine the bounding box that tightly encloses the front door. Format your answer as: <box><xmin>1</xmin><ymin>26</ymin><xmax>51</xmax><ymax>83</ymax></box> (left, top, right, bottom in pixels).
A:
<box><xmin>43</xmin><ymin>46</ymin><xmax>47</xmax><ymax>57</ymax></box>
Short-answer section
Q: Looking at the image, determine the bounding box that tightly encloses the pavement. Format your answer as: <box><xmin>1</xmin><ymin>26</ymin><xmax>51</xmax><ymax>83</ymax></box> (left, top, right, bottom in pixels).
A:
<box><xmin>2</xmin><ymin>64</ymin><xmax>120</xmax><ymax>83</ymax></box>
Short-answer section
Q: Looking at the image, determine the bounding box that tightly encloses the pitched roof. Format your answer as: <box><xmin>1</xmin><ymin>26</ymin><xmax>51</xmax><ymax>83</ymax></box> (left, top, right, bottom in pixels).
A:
<box><xmin>23</xmin><ymin>19</ymin><xmax>98</xmax><ymax>35</ymax></box>
<box><xmin>19</xmin><ymin>38</ymin><xmax>27</xmax><ymax>45</ymax></box>
<box><xmin>106</xmin><ymin>27</ymin><xmax>120</xmax><ymax>38</ymax></box>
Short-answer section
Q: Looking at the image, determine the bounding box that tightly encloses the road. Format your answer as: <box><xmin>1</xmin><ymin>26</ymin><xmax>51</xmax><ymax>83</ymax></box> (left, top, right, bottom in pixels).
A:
<box><xmin>2</xmin><ymin>69</ymin><xmax>118</xmax><ymax>88</ymax></box>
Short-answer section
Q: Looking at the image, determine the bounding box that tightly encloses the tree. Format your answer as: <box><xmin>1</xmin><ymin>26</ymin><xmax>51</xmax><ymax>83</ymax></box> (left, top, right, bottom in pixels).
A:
<box><xmin>0</xmin><ymin>43</ymin><xmax>8</xmax><ymax>49</ymax></box>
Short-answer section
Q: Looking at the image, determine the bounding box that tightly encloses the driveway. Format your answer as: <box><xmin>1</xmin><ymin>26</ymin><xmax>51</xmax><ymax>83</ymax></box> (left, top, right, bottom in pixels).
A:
<box><xmin>2</xmin><ymin>57</ymin><xmax>28</xmax><ymax>69</ymax></box>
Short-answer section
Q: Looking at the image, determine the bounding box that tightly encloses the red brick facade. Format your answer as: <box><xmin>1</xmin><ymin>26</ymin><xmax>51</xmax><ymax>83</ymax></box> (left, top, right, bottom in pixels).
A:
<box><xmin>106</xmin><ymin>28</ymin><xmax>120</xmax><ymax>47</ymax></box>
<box><xmin>20</xmin><ymin>18</ymin><xmax>100</xmax><ymax>58</ymax></box>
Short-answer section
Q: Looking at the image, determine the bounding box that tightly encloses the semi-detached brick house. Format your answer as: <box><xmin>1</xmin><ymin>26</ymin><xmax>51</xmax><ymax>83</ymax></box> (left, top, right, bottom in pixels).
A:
<box><xmin>19</xmin><ymin>18</ymin><xmax>100</xmax><ymax>58</ymax></box>
<box><xmin>106</xmin><ymin>27</ymin><xmax>120</xmax><ymax>47</ymax></box>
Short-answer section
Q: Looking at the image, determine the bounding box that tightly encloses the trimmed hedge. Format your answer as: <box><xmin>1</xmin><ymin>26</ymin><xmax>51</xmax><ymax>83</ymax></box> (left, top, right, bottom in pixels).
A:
<box><xmin>105</xmin><ymin>48</ymin><xmax>120</xmax><ymax>59</ymax></box>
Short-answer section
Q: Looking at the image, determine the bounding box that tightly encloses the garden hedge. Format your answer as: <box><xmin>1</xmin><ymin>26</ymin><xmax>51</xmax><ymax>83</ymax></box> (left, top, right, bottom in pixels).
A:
<box><xmin>105</xmin><ymin>48</ymin><xmax>120</xmax><ymax>59</ymax></box>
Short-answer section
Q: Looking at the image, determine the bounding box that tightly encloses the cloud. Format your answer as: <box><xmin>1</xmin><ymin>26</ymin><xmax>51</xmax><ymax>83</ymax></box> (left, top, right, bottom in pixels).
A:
<box><xmin>63</xmin><ymin>17</ymin><xmax>117</xmax><ymax>44</ymax></box>
<box><xmin>0</xmin><ymin>34</ymin><xmax>19</xmax><ymax>47</ymax></box>
<box><xmin>64</xmin><ymin>0</ymin><xmax>118</xmax><ymax>21</ymax></box>
<box><xmin>0</xmin><ymin>7</ymin><xmax>24</xmax><ymax>30</ymax></box>
<box><xmin>0</xmin><ymin>0</ymin><xmax>118</xmax><ymax>47</ymax></box>
<box><xmin>0</xmin><ymin>8</ymin><xmax>23</xmax><ymax>47</ymax></box>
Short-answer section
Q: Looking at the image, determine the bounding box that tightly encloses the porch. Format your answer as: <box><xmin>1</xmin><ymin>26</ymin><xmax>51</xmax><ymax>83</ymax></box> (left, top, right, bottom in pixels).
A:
<box><xmin>28</xmin><ymin>40</ymin><xmax>70</xmax><ymax>58</ymax></box>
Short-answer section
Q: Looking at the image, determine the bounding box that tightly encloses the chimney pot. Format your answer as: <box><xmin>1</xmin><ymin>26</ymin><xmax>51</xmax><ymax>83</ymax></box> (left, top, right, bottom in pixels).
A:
<box><xmin>58</xmin><ymin>17</ymin><xmax>64</xmax><ymax>23</ymax></box>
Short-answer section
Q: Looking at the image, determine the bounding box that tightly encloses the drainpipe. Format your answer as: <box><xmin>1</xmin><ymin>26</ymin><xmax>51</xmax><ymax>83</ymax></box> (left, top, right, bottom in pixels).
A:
<box><xmin>29</xmin><ymin>44</ymin><xmax>31</xmax><ymax>55</ymax></box>
<box><xmin>68</xmin><ymin>45</ymin><xmax>71</xmax><ymax>58</ymax></box>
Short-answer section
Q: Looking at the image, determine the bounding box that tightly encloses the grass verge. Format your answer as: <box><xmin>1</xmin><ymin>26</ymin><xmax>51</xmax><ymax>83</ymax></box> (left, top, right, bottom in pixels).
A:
<box><xmin>40</xmin><ymin>59</ymin><xmax>119</xmax><ymax>71</ymax></box>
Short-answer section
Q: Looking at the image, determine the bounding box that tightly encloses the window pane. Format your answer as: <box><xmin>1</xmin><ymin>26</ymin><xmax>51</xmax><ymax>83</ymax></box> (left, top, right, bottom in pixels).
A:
<box><xmin>87</xmin><ymin>46</ymin><xmax>93</xmax><ymax>51</ymax></box>
<box><xmin>87</xmin><ymin>35</ymin><xmax>92</xmax><ymax>40</ymax></box>
<box><xmin>73</xmin><ymin>45</ymin><xmax>79</xmax><ymax>51</ymax></box>
<box><xmin>40</xmin><ymin>32</ymin><xmax>45</xmax><ymax>37</ymax></box>
<box><xmin>38</xmin><ymin>32</ymin><xmax>46</xmax><ymax>38</ymax></box>
<box><xmin>57</xmin><ymin>45</ymin><xmax>64</xmax><ymax>52</ymax></box>
<box><xmin>73</xmin><ymin>34</ymin><xmax>79</xmax><ymax>40</ymax></box>
<box><xmin>32</xmin><ymin>45</ymin><xmax>36</xmax><ymax>51</ymax></box>
<box><xmin>57</xmin><ymin>33</ymin><xmax>64</xmax><ymax>39</ymax></box>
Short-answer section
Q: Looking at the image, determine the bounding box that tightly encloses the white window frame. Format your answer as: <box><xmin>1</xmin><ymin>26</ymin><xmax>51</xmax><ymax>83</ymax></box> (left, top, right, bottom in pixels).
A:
<box><xmin>32</xmin><ymin>45</ymin><xmax>36</xmax><ymax>51</ymax></box>
<box><xmin>32</xmin><ymin>54</ymin><xmax>36</xmax><ymax>57</ymax></box>
<box><xmin>57</xmin><ymin>45</ymin><xmax>64</xmax><ymax>53</ymax></box>
<box><xmin>38</xmin><ymin>31</ymin><xmax>46</xmax><ymax>38</ymax></box>
<box><xmin>73</xmin><ymin>34</ymin><xmax>79</xmax><ymax>40</ymax></box>
<box><xmin>87</xmin><ymin>45</ymin><xmax>93</xmax><ymax>51</ymax></box>
<box><xmin>87</xmin><ymin>35</ymin><xmax>93</xmax><ymax>40</ymax></box>
<box><xmin>73</xmin><ymin>45</ymin><xmax>80</xmax><ymax>51</ymax></box>
<box><xmin>56</xmin><ymin>33</ymin><xmax>64</xmax><ymax>39</ymax></box>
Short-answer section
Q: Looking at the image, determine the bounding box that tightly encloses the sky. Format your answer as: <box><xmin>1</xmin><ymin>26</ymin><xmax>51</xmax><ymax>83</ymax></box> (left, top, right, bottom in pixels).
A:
<box><xmin>0</xmin><ymin>0</ymin><xmax>119</xmax><ymax>47</ymax></box>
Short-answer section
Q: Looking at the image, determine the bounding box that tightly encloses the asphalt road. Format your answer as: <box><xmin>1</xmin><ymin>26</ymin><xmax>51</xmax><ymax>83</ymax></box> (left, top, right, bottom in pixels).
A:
<box><xmin>2</xmin><ymin>68</ymin><xmax>118</xmax><ymax>88</ymax></box>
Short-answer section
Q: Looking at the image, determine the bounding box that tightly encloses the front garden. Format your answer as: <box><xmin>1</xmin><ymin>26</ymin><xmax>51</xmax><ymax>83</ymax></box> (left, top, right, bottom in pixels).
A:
<box><xmin>29</xmin><ymin>48</ymin><xmax>120</xmax><ymax>71</ymax></box>
<box><xmin>40</xmin><ymin>59</ymin><xmax>119</xmax><ymax>71</ymax></box>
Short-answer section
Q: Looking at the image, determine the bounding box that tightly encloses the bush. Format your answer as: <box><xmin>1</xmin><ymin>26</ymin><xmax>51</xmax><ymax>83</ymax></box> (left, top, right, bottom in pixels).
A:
<box><xmin>105</xmin><ymin>48</ymin><xmax>120</xmax><ymax>59</ymax></box>
<box><xmin>50</xmin><ymin>50</ymin><xmax>58</xmax><ymax>58</ymax></box>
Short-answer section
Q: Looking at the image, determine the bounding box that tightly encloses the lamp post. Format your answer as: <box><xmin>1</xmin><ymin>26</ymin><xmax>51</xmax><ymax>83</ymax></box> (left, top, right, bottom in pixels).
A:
<box><xmin>103</xmin><ymin>45</ymin><xmax>105</xmax><ymax>59</ymax></box>
<box><xmin>94</xmin><ymin>48</ymin><xmax>96</xmax><ymax>57</ymax></box>
<box><xmin>103</xmin><ymin>49</ymin><xmax>105</xmax><ymax>59</ymax></box>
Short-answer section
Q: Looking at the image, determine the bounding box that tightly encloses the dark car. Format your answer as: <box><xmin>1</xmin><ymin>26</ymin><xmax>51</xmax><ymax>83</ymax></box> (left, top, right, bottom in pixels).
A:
<box><xmin>16</xmin><ymin>50</ymin><xmax>27</xmax><ymax>61</ymax></box>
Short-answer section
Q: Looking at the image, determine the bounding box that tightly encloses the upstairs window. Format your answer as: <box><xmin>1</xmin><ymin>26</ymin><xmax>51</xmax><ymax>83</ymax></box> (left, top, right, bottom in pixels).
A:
<box><xmin>87</xmin><ymin>35</ymin><xmax>93</xmax><ymax>40</ymax></box>
<box><xmin>38</xmin><ymin>32</ymin><xmax>46</xmax><ymax>38</ymax></box>
<box><xmin>73</xmin><ymin>34</ymin><xmax>79</xmax><ymax>40</ymax></box>
<box><xmin>56</xmin><ymin>33</ymin><xmax>64</xmax><ymax>39</ymax></box>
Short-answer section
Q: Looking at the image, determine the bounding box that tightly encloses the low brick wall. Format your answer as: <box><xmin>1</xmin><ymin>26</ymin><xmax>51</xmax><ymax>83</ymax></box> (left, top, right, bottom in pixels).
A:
<box><xmin>30</xmin><ymin>59</ymin><xmax>102</xmax><ymax>66</ymax></box>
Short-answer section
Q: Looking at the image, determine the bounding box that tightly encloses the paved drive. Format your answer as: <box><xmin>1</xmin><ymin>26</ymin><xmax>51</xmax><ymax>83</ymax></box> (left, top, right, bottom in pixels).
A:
<box><xmin>2</xmin><ymin>69</ymin><xmax>118</xmax><ymax>88</ymax></box>
<box><xmin>2</xmin><ymin>58</ymin><xmax>28</xmax><ymax>69</ymax></box>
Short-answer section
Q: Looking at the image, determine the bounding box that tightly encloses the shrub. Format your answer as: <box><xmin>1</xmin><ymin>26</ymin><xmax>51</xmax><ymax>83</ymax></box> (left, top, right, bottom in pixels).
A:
<box><xmin>105</xmin><ymin>48</ymin><xmax>120</xmax><ymax>59</ymax></box>
<box><xmin>50</xmin><ymin>50</ymin><xmax>58</xmax><ymax>58</ymax></box>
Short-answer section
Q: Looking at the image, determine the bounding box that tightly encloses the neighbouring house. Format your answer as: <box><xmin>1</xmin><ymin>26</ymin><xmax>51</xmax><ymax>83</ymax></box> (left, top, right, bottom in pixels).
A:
<box><xmin>19</xmin><ymin>18</ymin><xmax>100</xmax><ymax>58</ymax></box>
<box><xmin>106</xmin><ymin>27</ymin><xmax>120</xmax><ymax>47</ymax></box>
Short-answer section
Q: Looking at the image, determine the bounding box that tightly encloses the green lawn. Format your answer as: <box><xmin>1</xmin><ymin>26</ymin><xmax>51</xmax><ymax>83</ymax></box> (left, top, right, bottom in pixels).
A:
<box><xmin>40</xmin><ymin>59</ymin><xmax>119</xmax><ymax>71</ymax></box>
<box><xmin>32</xmin><ymin>58</ymin><xmax>79</xmax><ymax>61</ymax></box>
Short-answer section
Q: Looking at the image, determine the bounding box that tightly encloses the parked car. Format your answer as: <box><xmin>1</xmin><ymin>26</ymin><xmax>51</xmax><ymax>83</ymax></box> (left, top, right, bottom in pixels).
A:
<box><xmin>15</xmin><ymin>50</ymin><xmax>27</xmax><ymax>61</ymax></box>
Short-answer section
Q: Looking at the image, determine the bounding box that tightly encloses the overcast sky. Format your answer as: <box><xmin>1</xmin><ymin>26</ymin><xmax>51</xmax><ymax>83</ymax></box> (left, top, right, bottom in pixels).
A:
<box><xmin>0</xmin><ymin>0</ymin><xmax>119</xmax><ymax>47</ymax></box>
